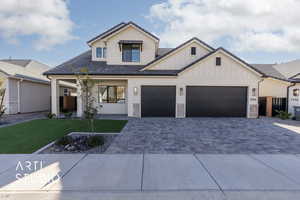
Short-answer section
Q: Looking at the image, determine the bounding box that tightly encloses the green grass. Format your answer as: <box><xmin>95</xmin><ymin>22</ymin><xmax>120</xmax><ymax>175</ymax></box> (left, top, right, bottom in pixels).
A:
<box><xmin>0</xmin><ymin>119</ymin><xmax>127</xmax><ymax>154</ymax></box>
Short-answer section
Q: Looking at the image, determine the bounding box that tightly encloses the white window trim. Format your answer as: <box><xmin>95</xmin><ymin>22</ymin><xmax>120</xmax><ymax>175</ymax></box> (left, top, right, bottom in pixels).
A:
<box><xmin>95</xmin><ymin>47</ymin><xmax>107</xmax><ymax>59</ymax></box>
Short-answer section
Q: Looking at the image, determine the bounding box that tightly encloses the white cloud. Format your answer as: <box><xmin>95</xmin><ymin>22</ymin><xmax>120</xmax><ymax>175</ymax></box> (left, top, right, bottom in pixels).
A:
<box><xmin>0</xmin><ymin>0</ymin><xmax>75</xmax><ymax>50</ymax></box>
<box><xmin>149</xmin><ymin>0</ymin><xmax>300</xmax><ymax>52</ymax></box>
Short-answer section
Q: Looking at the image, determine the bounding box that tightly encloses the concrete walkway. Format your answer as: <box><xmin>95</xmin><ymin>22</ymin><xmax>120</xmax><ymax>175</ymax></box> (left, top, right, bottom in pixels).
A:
<box><xmin>1</xmin><ymin>154</ymin><xmax>300</xmax><ymax>200</ymax></box>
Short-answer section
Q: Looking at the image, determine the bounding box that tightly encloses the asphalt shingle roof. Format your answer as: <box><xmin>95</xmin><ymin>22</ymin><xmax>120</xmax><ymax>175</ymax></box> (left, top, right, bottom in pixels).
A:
<box><xmin>156</xmin><ymin>48</ymin><xmax>173</xmax><ymax>57</ymax></box>
<box><xmin>251</xmin><ymin>64</ymin><xmax>287</xmax><ymax>81</ymax></box>
<box><xmin>0</xmin><ymin>59</ymin><xmax>31</xmax><ymax>67</ymax></box>
<box><xmin>44</xmin><ymin>50</ymin><xmax>178</xmax><ymax>76</ymax></box>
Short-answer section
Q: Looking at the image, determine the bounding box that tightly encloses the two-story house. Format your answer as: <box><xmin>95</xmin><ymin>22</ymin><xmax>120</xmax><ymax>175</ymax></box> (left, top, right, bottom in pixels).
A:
<box><xmin>44</xmin><ymin>21</ymin><xmax>300</xmax><ymax>118</ymax></box>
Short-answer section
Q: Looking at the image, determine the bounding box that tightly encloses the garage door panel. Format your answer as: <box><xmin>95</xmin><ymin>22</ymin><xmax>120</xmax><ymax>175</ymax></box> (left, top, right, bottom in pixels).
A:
<box><xmin>186</xmin><ymin>86</ymin><xmax>247</xmax><ymax>117</ymax></box>
<box><xmin>141</xmin><ymin>86</ymin><xmax>176</xmax><ymax>117</ymax></box>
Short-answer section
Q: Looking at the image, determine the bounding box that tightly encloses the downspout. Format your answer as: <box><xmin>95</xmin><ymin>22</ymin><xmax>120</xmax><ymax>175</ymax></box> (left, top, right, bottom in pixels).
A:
<box><xmin>17</xmin><ymin>78</ymin><xmax>23</xmax><ymax>114</ymax></box>
<box><xmin>287</xmin><ymin>82</ymin><xmax>296</xmax><ymax>113</ymax></box>
<box><xmin>257</xmin><ymin>78</ymin><xmax>264</xmax><ymax>118</ymax></box>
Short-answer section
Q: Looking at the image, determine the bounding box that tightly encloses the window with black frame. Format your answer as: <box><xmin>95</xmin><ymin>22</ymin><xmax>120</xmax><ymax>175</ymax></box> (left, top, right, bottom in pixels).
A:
<box><xmin>122</xmin><ymin>44</ymin><xmax>140</xmax><ymax>62</ymax></box>
<box><xmin>98</xmin><ymin>86</ymin><xmax>125</xmax><ymax>103</ymax></box>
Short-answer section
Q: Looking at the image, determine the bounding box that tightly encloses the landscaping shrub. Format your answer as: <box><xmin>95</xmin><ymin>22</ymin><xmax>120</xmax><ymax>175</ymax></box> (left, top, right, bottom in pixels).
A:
<box><xmin>46</xmin><ymin>112</ymin><xmax>56</xmax><ymax>119</ymax></box>
<box><xmin>56</xmin><ymin>136</ymin><xmax>73</xmax><ymax>146</ymax></box>
<box><xmin>275</xmin><ymin>110</ymin><xmax>292</xmax><ymax>120</ymax></box>
<box><xmin>86</xmin><ymin>135</ymin><xmax>105</xmax><ymax>148</ymax></box>
<box><xmin>63</xmin><ymin>112</ymin><xmax>73</xmax><ymax>119</ymax></box>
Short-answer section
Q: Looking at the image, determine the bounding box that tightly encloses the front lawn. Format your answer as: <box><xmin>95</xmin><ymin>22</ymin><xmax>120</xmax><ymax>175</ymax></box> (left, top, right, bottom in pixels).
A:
<box><xmin>0</xmin><ymin>119</ymin><xmax>127</xmax><ymax>154</ymax></box>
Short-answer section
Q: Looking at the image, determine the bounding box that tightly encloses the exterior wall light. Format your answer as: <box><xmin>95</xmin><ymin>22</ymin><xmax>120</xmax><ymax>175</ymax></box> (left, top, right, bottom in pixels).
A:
<box><xmin>252</xmin><ymin>88</ymin><xmax>256</xmax><ymax>97</ymax></box>
<box><xmin>293</xmin><ymin>89</ymin><xmax>299</xmax><ymax>97</ymax></box>
<box><xmin>133</xmin><ymin>87</ymin><xmax>138</xmax><ymax>96</ymax></box>
<box><xmin>179</xmin><ymin>87</ymin><xmax>184</xmax><ymax>96</ymax></box>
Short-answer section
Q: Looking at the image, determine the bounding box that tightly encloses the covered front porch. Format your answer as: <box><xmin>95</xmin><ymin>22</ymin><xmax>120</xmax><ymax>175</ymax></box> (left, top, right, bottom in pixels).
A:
<box><xmin>50</xmin><ymin>76</ymin><xmax>128</xmax><ymax>117</ymax></box>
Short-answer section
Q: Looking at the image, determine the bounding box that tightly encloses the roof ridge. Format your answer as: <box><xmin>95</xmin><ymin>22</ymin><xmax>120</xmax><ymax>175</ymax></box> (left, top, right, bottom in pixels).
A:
<box><xmin>87</xmin><ymin>22</ymin><xmax>127</xmax><ymax>44</ymax></box>
<box><xmin>87</xmin><ymin>21</ymin><xmax>160</xmax><ymax>45</ymax></box>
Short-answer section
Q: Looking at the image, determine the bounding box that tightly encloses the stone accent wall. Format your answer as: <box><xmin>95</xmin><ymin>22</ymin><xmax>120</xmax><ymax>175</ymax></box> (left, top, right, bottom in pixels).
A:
<box><xmin>249</xmin><ymin>104</ymin><xmax>258</xmax><ymax>118</ymax></box>
<box><xmin>176</xmin><ymin>103</ymin><xmax>185</xmax><ymax>118</ymax></box>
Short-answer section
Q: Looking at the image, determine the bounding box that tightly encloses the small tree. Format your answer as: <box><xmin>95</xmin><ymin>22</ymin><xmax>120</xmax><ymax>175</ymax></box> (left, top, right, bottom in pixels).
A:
<box><xmin>0</xmin><ymin>79</ymin><xmax>6</xmax><ymax>120</ymax></box>
<box><xmin>76</xmin><ymin>68</ymin><xmax>98</xmax><ymax>132</ymax></box>
<box><xmin>0</xmin><ymin>88</ymin><xmax>6</xmax><ymax>119</ymax></box>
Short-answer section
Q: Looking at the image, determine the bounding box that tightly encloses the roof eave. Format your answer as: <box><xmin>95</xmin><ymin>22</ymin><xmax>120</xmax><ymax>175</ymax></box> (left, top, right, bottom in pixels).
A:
<box><xmin>43</xmin><ymin>73</ymin><xmax>177</xmax><ymax>77</ymax></box>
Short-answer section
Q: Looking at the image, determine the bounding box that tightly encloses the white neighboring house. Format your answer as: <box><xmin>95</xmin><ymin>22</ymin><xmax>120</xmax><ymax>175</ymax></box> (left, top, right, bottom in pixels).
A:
<box><xmin>44</xmin><ymin>21</ymin><xmax>300</xmax><ymax>118</ymax></box>
<box><xmin>0</xmin><ymin>59</ymin><xmax>76</xmax><ymax>114</ymax></box>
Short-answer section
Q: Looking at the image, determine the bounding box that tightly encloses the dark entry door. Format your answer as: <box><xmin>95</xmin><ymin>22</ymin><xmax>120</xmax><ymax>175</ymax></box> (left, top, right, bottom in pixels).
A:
<box><xmin>141</xmin><ymin>86</ymin><xmax>176</xmax><ymax>117</ymax></box>
<box><xmin>186</xmin><ymin>86</ymin><xmax>248</xmax><ymax>117</ymax></box>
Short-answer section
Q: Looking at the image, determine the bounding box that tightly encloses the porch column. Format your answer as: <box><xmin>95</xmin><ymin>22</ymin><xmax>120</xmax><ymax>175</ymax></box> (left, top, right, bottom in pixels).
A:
<box><xmin>76</xmin><ymin>79</ymin><xmax>83</xmax><ymax>117</ymax></box>
<box><xmin>51</xmin><ymin>78</ymin><xmax>59</xmax><ymax>116</ymax></box>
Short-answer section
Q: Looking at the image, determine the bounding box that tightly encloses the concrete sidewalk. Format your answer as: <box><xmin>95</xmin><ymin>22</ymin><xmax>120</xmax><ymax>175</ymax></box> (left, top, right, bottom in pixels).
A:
<box><xmin>1</xmin><ymin>154</ymin><xmax>300</xmax><ymax>199</ymax></box>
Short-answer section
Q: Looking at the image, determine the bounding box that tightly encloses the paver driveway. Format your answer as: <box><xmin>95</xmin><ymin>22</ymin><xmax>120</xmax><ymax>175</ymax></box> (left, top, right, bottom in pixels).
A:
<box><xmin>106</xmin><ymin>117</ymin><xmax>300</xmax><ymax>154</ymax></box>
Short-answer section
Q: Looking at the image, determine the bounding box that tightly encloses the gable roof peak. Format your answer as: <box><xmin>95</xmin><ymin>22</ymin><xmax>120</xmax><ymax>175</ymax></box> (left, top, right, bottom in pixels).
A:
<box><xmin>87</xmin><ymin>21</ymin><xmax>159</xmax><ymax>45</ymax></box>
<box><xmin>178</xmin><ymin>46</ymin><xmax>265</xmax><ymax>77</ymax></box>
<box><xmin>140</xmin><ymin>37</ymin><xmax>214</xmax><ymax>71</ymax></box>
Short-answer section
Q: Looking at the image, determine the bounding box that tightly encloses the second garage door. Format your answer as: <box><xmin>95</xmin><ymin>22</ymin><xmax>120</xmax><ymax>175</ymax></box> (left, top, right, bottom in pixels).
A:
<box><xmin>141</xmin><ymin>86</ymin><xmax>176</xmax><ymax>117</ymax></box>
<box><xmin>186</xmin><ymin>86</ymin><xmax>247</xmax><ymax>117</ymax></box>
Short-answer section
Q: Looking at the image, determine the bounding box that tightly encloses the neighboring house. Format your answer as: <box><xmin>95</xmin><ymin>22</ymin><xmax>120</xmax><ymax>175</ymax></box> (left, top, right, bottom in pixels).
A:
<box><xmin>251</xmin><ymin>61</ymin><xmax>300</xmax><ymax>116</ymax></box>
<box><xmin>0</xmin><ymin>59</ymin><xmax>76</xmax><ymax>114</ymax></box>
<box><xmin>44</xmin><ymin>21</ymin><xmax>299</xmax><ymax>118</ymax></box>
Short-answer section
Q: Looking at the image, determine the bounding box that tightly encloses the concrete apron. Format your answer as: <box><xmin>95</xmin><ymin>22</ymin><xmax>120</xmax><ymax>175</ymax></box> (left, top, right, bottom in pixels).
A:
<box><xmin>1</xmin><ymin>154</ymin><xmax>300</xmax><ymax>200</ymax></box>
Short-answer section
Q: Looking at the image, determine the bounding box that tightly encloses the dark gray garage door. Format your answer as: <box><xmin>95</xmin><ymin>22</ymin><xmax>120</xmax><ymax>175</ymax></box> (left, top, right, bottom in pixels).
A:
<box><xmin>141</xmin><ymin>86</ymin><xmax>176</xmax><ymax>117</ymax></box>
<box><xmin>186</xmin><ymin>86</ymin><xmax>247</xmax><ymax>117</ymax></box>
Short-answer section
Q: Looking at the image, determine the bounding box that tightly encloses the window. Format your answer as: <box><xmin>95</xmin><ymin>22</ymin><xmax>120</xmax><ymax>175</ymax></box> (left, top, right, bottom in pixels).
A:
<box><xmin>293</xmin><ymin>89</ymin><xmax>299</xmax><ymax>97</ymax></box>
<box><xmin>191</xmin><ymin>47</ymin><xmax>196</xmax><ymax>55</ymax></box>
<box><xmin>122</xmin><ymin>44</ymin><xmax>140</xmax><ymax>62</ymax></box>
<box><xmin>63</xmin><ymin>88</ymin><xmax>69</xmax><ymax>96</ymax></box>
<box><xmin>216</xmin><ymin>57</ymin><xmax>221</xmax><ymax>66</ymax></box>
<box><xmin>98</xmin><ymin>86</ymin><xmax>125</xmax><ymax>103</ymax></box>
<box><xmin>96</xmin><ymin>47</ymin><xmax>106</xmax><ymax>58</ymax></box>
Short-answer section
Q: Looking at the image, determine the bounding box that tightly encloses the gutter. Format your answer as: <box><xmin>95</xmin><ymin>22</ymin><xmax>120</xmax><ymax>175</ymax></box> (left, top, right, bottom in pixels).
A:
<box><xmin>287</xmin><ymin>82</ymin><xmax>296</xmax><ymax>112</ymax></box>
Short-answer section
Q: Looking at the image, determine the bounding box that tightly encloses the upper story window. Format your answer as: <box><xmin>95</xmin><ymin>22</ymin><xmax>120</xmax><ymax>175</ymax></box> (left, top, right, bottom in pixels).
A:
<box><xmin>216</xmin><ymin>57</ymin><xmax>222</xmax><ymax>66</ymax></box>
<box><xmin>96</xmin><ymin>47</ymin><xmax>106</xmax><ymax>58</ymax></box>
<box><xmin>122</xmin><ymin>44</ymin><xmax>140</xmax><ymax>62</ymax></box>
<box><xmin>191</xmin><ymin>47</ymin><xmax>196</xmax><ymax>55</ymax></box>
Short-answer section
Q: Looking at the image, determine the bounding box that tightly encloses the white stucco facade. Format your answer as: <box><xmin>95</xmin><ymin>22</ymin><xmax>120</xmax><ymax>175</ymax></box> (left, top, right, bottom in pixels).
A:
<box><xmin>259</xmin><ymin>78</ymin><xmax>289</xmax><ymax>98</ymax></box>
<box><xmin>90</xmin><ymin>25</ymin><xmax>158</xmax><ymax>65</ymax></box>
<box><xmin>147</xmin><ymin>41</ymin><xmax>211</xmax><ymax>70</ymax></box>
<box><xmin>4</xmin><ymin>77</ymin><xmax>50</xmax><ymax>114</ymax></box>
<box><xmin>127</xmin><ymin>51</ymin><xmax>261</xmax><ymax>118</ymax></box>
<box><xmin>48</xmin><ymin>22</ymin><xmax>300</xmax><ymax>119</ymax></box>
<box><xmin>288</xmin><ymin>84</ymin><xmax>300</xmax><ymax>115</ymax></box>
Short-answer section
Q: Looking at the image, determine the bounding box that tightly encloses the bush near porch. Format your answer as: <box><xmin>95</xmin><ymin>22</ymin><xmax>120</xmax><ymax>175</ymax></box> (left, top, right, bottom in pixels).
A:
<box><xmin>0</xmin><ymin>119</ymin><xmax>127</xmax><ymax>154</ymax></box>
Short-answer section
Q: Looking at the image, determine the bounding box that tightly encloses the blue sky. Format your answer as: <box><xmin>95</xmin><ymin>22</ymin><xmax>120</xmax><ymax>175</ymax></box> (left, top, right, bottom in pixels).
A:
<box><xmin>1</xmin><ymin>0</ymin><xmax>300</xmax><ymax>67</ymax></box>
